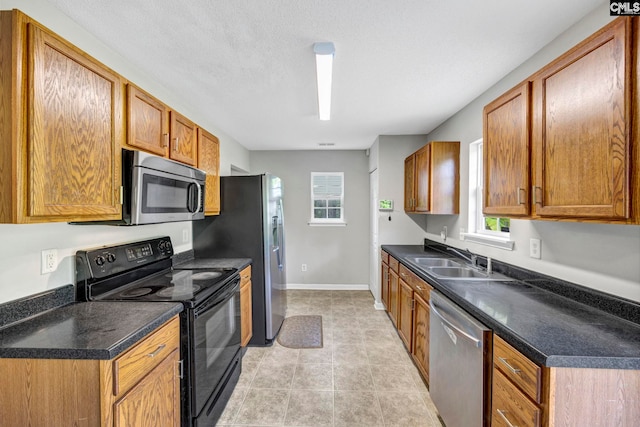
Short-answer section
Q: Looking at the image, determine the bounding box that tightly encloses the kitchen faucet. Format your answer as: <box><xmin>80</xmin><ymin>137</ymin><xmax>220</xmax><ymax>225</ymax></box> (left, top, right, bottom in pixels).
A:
<box><xmin>447</xmin><ymin>247</ymin><xmax>478</xmax><ymax>267</ymax></box>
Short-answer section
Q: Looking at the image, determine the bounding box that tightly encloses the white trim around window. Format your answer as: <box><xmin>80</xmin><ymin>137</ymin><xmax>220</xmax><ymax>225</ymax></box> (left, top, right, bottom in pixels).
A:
<box><xmin>463</xmin><ymin>138</ymin><xmax>514</xmax><ymax>250</ymax></box>
<box><xmin>309</xmin><ymin>172</ymin><xmax>347</xmax><ymax>226</ymax></box>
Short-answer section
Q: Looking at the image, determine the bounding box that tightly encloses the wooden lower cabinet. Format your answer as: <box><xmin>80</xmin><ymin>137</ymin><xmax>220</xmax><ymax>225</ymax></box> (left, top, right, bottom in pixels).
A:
<box><xmin>381</xmin><ymin>254</ymin><xmax>433</xmax><ymax>385</ymax></box>
<box><xmin>240</xmin><ymin>265</ymin><xmax>253</xmax><ymax>347</ymax></box>
<box><xmin>388</xmin><ymin>268</ymin><xmax>399</xmax><ymax>327</ymax></box>
<box><xmin>492</xmin><ymin>334</ymin><xmax>640</xmax><ymax>427</ymax></box>
<box><xmin>397</xmin><ymin>278</ymin><xmax>414</xmax><ymax>350</ymax></box>
<box><xmin>381</xmin><ymin>259</ymin><xmax>390</xmax><ymax>310</ymax></box>
<box><xmin>0</xmin><ymin>316</ymin><xmax>181</xmax><ymax>427</ymax></box>
<box><xmin>412</xmin><ymin>292</ymin><xmax>430</xmax><ymax>382</ymax></box>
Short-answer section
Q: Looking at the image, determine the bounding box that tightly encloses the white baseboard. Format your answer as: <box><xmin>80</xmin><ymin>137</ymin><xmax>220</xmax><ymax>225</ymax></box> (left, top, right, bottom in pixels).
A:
<box><xmin>286</xmin><ymin>283</ymin><xmax>370</xmax><ymax>291</ymax></box>
<box><xmin>373</xmin><ymin>302</ymin><xmax>385</xmax><ymax>310</ymax></box>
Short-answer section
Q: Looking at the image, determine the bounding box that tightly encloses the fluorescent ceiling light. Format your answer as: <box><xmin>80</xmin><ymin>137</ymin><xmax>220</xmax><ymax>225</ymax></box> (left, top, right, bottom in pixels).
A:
<box><xmin>314</xmin><ymin>42</ymin><xmax>335</xmax><ymax>121</ymax></box>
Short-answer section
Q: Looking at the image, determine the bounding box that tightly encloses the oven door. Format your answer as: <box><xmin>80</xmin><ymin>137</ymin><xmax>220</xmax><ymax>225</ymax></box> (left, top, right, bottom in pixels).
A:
<box><xmin>130</xmin><ymin>165</ymin><xmax>205</xmax><ymax>224</ymax></box>
<box><xmin>191</xmin><ymin>278</ymin><xmax>241</xmax><ymax>419</ymax></box>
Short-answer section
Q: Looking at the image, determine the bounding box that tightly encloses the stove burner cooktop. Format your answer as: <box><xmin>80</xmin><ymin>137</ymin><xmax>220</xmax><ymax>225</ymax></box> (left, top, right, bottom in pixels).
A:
<box><xmin>96</xmin><ymin>267</ymin><xmax>237</xmax><ymax>305</ymax></box>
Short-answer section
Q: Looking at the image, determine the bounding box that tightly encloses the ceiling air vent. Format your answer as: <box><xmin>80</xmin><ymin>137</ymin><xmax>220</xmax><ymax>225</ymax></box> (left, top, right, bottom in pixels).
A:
<box><xmin>318</xmin><ymin>143</ymin><xmax>335</xmax><ymax>147</ymax></box>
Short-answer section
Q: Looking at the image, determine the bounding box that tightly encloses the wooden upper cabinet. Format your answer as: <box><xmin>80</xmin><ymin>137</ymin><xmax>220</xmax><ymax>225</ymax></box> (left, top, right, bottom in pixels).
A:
<box><xmin>404</xmin><ymin>154</ymin><xmax>416</xmax><ymax>211</ymax></box>
<box><xmin>532</xmin><ymin>18</ymin><xmax>632</xmax><ymax>220</ymax></box>
<box><xmin>0</xmin><ymin>11</ymin><xmax>123</xmax><ymax>223</ymax></box>
<box><xmin>169</xmin><ymin>111</ymin><xmax>197</xmax><ymax>166</ymax></box>
<box><xmin>483</xmin><ymin>82</ymin><xmax>531</xmax><ymax>217</ymax></box>
<box><xmin>414</xmin><ymin>144</ymin><xmax>431</xmax><ymax>212</ymax></box>
<box><xmin>197</xmin><ymin>128</ymin><xmax>220</xmax><ymax>215</ymax></box>
<box><xmin>404</xmin><ymin>141</ymin><xmax>460</xmax><ymax>214</ymax></box>
<box><xmin>126</xmin><ymin>84</ymin><xmax>169</xmax><ymax>157</ymax></box>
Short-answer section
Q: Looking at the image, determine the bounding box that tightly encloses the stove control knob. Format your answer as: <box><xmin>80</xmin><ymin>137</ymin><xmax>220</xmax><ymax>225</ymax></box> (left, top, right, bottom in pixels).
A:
<box><xmin>106</xmin><ymin>253</ymin><xmax>116</xmax><ymax>263</ymax></box>
<box><xmin>95</xmin><ymin>255</ymin><xmax>106</xmax><ymax>266</ymax></box>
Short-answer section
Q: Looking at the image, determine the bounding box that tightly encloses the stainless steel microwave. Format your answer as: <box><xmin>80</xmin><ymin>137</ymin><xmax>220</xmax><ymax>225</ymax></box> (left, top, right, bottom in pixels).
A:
<box><xmin>122</xmin><ymin>149</ymin><xmax>205</xmax><ymax>225</ymax></box>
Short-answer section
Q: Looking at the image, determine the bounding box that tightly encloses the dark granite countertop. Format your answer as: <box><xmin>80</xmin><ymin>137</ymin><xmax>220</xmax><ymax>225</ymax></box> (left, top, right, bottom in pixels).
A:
<box><xmin>382</xmin><ymin>244</ymin><xmax>640</xmax><ymax>370</ymax></box>
<box><xmin>0</xmin><ymin>301</ymin><xmax>182</xmax><ymax>360</ymax></box>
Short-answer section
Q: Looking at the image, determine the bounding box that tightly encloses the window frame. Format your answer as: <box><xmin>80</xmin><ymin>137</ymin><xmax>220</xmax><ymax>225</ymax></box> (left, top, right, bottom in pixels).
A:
<box><xmin>464</xmin><ymin>139</ymin><xmax>514</xmax><ymax>250</ymax></box>
<box><xmin>309</xmin><ymin>172</ymin><xmax>346</xmax><ymax>226</ymax></box>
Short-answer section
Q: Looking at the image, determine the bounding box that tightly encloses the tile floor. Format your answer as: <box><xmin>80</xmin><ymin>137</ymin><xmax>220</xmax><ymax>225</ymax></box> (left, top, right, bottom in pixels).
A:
<box><xmin>218</xmin><ymin>290</ymin><xmax>443</xmax><ymax>426</ymax></box>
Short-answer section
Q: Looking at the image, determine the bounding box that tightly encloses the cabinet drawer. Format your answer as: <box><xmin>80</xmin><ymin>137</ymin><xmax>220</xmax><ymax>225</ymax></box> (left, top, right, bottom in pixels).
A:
<box><xmin>493</xmin><ymin>368</ymin><xmax>540</xmax><ymax>427</ymax></box>
<box><xmin>113</xmin><ymin>316</ymin><xmax>180</xmax><ymax>396</ymax></box>
<box><xmin>240</xmin><ymin>265</ymin><xmax>252</xmax><ymax>286</ymax></box>
<box><xmin>399</xmin><ymin>264</ymin><xmax>432</xmax><ymax>301</ymax></box>
<box><xmin>494</xmin><ymin>335</ymin><xmax>541</xmax><ymax>403</ymax></box>
<box><xmin>381</xmin><ymin>250</ymin><xmax>389</xmax><ymax>264</ymax></box>
<box><xmin>388</xmin><ymin>256</ymin><xmax>399</xmax><ymax>273</ymax></box>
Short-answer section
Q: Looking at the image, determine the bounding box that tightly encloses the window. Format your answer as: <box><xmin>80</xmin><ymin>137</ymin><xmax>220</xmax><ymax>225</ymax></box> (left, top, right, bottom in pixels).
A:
<box><xmin>310</xmin><ymin>172</ymin><xmax>345</xmax><ymax>225</ymax></box>
<box><xmin>465</xmin><ymin>139</ymin><xmax>514</xmax><ymax>249</ymax></box>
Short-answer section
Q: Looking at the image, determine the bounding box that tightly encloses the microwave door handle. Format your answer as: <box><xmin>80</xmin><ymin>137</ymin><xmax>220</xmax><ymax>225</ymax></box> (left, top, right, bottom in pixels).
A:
<box><xmin>191</xmin><ymin>180</ymin><xmax>202</xmax><ymax>214</ymax></box>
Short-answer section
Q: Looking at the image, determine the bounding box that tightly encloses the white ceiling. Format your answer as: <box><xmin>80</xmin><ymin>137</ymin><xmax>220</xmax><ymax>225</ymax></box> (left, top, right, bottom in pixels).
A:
<box><xmin>44</xmin><ymin>0</ymin><xmax>603</xmax><ymax>150</ymax></box>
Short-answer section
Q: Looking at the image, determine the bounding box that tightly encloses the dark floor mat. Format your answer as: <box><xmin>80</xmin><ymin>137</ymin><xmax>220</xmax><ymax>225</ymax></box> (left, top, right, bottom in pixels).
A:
<box><xmin>276</xmin><ymin>315</ymin><xmax>323</xmax><ymax>349</ymax></box>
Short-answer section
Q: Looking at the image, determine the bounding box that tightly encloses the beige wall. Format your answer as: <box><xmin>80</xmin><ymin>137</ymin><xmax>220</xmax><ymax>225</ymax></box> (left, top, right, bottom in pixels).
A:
<box><xmin>250</xmin><ymin>150</ymin><xmax>370</xmax><ymax>287</ymax></box>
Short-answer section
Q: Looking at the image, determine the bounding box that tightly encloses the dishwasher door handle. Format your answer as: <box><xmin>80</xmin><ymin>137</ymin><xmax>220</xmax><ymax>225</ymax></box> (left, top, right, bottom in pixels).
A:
<box><xmin>430</xmin><ymin>299</ymin><xmax>482</xmax><ymax>347</ymax></box>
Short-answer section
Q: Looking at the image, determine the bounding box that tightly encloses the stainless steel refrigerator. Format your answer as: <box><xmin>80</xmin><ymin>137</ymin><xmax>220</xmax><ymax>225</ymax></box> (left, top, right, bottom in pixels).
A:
<box><xmin>192</xmin><ymin>174</ymin><xmax>287</xmax><ymax>346</ymax></box>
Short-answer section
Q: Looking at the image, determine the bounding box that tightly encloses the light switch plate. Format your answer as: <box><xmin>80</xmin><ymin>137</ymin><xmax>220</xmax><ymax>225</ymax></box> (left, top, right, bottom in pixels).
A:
<box><xmin>529</xmin><ymin>238</ymin><xmax>541</xmax><ymax>259</ymax></box>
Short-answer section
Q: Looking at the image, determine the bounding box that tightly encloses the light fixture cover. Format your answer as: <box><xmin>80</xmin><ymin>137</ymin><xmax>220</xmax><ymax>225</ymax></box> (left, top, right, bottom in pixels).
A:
<box><xmin>314</xmin><ymin>42</ymin><xmax>335</xmax><ymax>121</ymax></box>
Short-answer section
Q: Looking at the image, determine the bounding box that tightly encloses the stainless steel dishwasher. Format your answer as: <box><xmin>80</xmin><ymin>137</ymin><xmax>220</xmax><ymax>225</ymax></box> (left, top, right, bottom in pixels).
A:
<box><xmin>429</xmin><ymin>291</ymin><xmax>492</xmax><ymax>427</ymax></box>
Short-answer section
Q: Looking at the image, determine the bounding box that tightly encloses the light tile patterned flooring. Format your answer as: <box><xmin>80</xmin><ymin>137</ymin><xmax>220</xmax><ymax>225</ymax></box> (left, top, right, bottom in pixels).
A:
<box><xmin>218</xmin><ymin>290</ymin><xmax>442</xmax><ymax>426</ymax></box>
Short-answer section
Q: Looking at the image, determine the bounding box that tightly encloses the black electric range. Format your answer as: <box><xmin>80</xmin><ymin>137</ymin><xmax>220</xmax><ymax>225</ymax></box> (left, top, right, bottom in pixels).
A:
<box><xmin>76</xmin><ymin>236</ymin><xmax>242</xmax><ymax>426</ymax></box>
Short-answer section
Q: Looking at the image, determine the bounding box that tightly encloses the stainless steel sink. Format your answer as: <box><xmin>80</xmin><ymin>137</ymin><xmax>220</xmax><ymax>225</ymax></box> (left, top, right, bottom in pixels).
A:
<box><xmin>425</xmin><ymin>266</ymin><xmax>512</xmax><ymax>281</ymax></box>
<box><xmin>427</xmin><ymin>266</ymin><xmax>489</xmax><ymax>279</ymax></box>
<box><xmin>406</xmin><ymin>257</ymin><xmax>462</xmax><ymax>268</ymax></box>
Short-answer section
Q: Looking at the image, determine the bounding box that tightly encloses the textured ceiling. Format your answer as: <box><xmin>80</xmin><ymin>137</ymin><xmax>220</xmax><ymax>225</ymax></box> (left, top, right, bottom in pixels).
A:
<box><xmin>44</xmin><ymin>0</ymin><xmax>603</xmax><ymax>150</ymax></box>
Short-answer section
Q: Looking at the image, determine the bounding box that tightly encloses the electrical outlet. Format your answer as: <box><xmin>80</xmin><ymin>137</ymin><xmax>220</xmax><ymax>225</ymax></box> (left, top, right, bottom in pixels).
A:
<box><xmin>182</xmin><ymin>229</ymin><xmax>189</xmax><ymax>243</ymax></box>
<box><xmin>529</xmin><ymin>238</ymin><xmax>541</xmax><ymax>259</ymax></box>
<box><xmin>41</xmin><ymin>249</ymin><xmax>57</xmax><ymax>274</ymax></box>
<box><xmin>440</xmin><ymin>226</ymin><xmax>447</xmax><ymax>242</ymax></box>
<box><xmin>301</xmin><ymin>264</ymin><xmax>307</xmax><ymax>272</ymax></box>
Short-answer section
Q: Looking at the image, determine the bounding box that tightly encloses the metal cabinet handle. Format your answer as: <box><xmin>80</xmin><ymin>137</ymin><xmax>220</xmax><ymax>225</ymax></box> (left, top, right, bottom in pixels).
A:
<box><xmin>162</xmin><ymin>133</ymin><xmax>169</xmax><ymax>148</ymax></box>
<box><xmin>532</xmin><ymin>186</ymin><xmax>542</xmax><ymax>205</ymax></box>
<box><xmin>496</xmin><ymin>409</ymin><xmax>518</xmax><ymax>427</ymax></box>
<box><xmin>517</xmin><ymin>187</ymin><xmax>525</xmax><ymax>205</ymax></box>
<box><xmin>147</xmin><ymin>344</ymin><xmax>166</xmax><ymax>358</ymax></box>
<box><xmin>416</xmin><ymin>285</ymin><xmax>422</xmax><ymax>290</ymax></box>
<box><xmin>173</xmin><ymin>137</ymin><xmax>179</xmax><ymax>151</ymax></box>
<box><xmin>400</xmin><ymin>272</ymin><xmax>408</xmax><ymax>278</ymax></box>
<box><xmin>498</xmin><ymin>356</ymin><xmax>521</xmax><ymax>374</ymax></box>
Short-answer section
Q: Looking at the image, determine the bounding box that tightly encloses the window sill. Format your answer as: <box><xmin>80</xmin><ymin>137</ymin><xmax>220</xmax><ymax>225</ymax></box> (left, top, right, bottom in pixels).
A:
<box><xmin>308</xmin><ymin>220</ymin><xmax>347</xmax><ymax>227</ymax></box>
<box><xmin>461</xmin><ymin>232</ymin><xmax>514</xmax><ymax>250</ymax></box>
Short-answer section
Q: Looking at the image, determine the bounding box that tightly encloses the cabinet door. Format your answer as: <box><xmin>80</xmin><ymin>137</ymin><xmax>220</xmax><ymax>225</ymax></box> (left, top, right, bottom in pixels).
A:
<box><xmin>414</xmin><ymin>145</ymin><xmax>431</xmax><ymax>212</ymax></box>
<box><xmin>240</xmin><ymin>278</ymin><xmax>253</xmax><ymax>347</ymax></box>
<box><xmin>197</xmin><ymin>128</ymin><xmax>221</xmax><ymax>215</ymax></box>
<box><xmin>483</xmin><ymin>82</ymin><xmax>531</xmax><ymax>216</ymax></box>
<box><xmin>388</xmin><ymin>268</ymin><xmax>399</xmax><ymax>326</ymax></box>
<box><xmin>127</xmin><ymin>84</ymin><xmax>169</xmax><ymax>157</ymax></box>
<box><xmin>404</xmin><ymin>154</ymin><xmax>416</xmax><ymax>211</ymax></box>
<box><xmin>412</xmin><ymin>292</ymin><xmax>430</xmax><ymax>383</ymax></box>
<box><xmin>532</xmin><ymin>18</ymin><xmax>631</xmax><ymax>220</ymax></box>
<box><xmin>114</xmin><ymin>349</ymin><xmax>180</xmax><ymax>427</ymax></box>
<box><xmin>397</xmin><ymin>279</ymin><xmax>413</xmax><ymax>351</ymax></box>
<box><xmin>169</xmin><ymin>111</ymin><xmax>197</xmax><ymax>166</ymax></box>
<box><xmin>381</xmin><ymin>262</ymin><xmax>390</xmax><ymax>311</ymax></box>
<box><xmin>28</xmin><ymin>23</ymin><xmax>122</xmax><ymax>221</ymax></box>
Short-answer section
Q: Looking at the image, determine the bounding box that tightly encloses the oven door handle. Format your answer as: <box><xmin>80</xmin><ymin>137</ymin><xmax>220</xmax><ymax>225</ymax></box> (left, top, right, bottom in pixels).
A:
<box><xmin>194</xmin><ymin>277</ymin><xmax>240</xmax><ymax>318</ymax></box>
